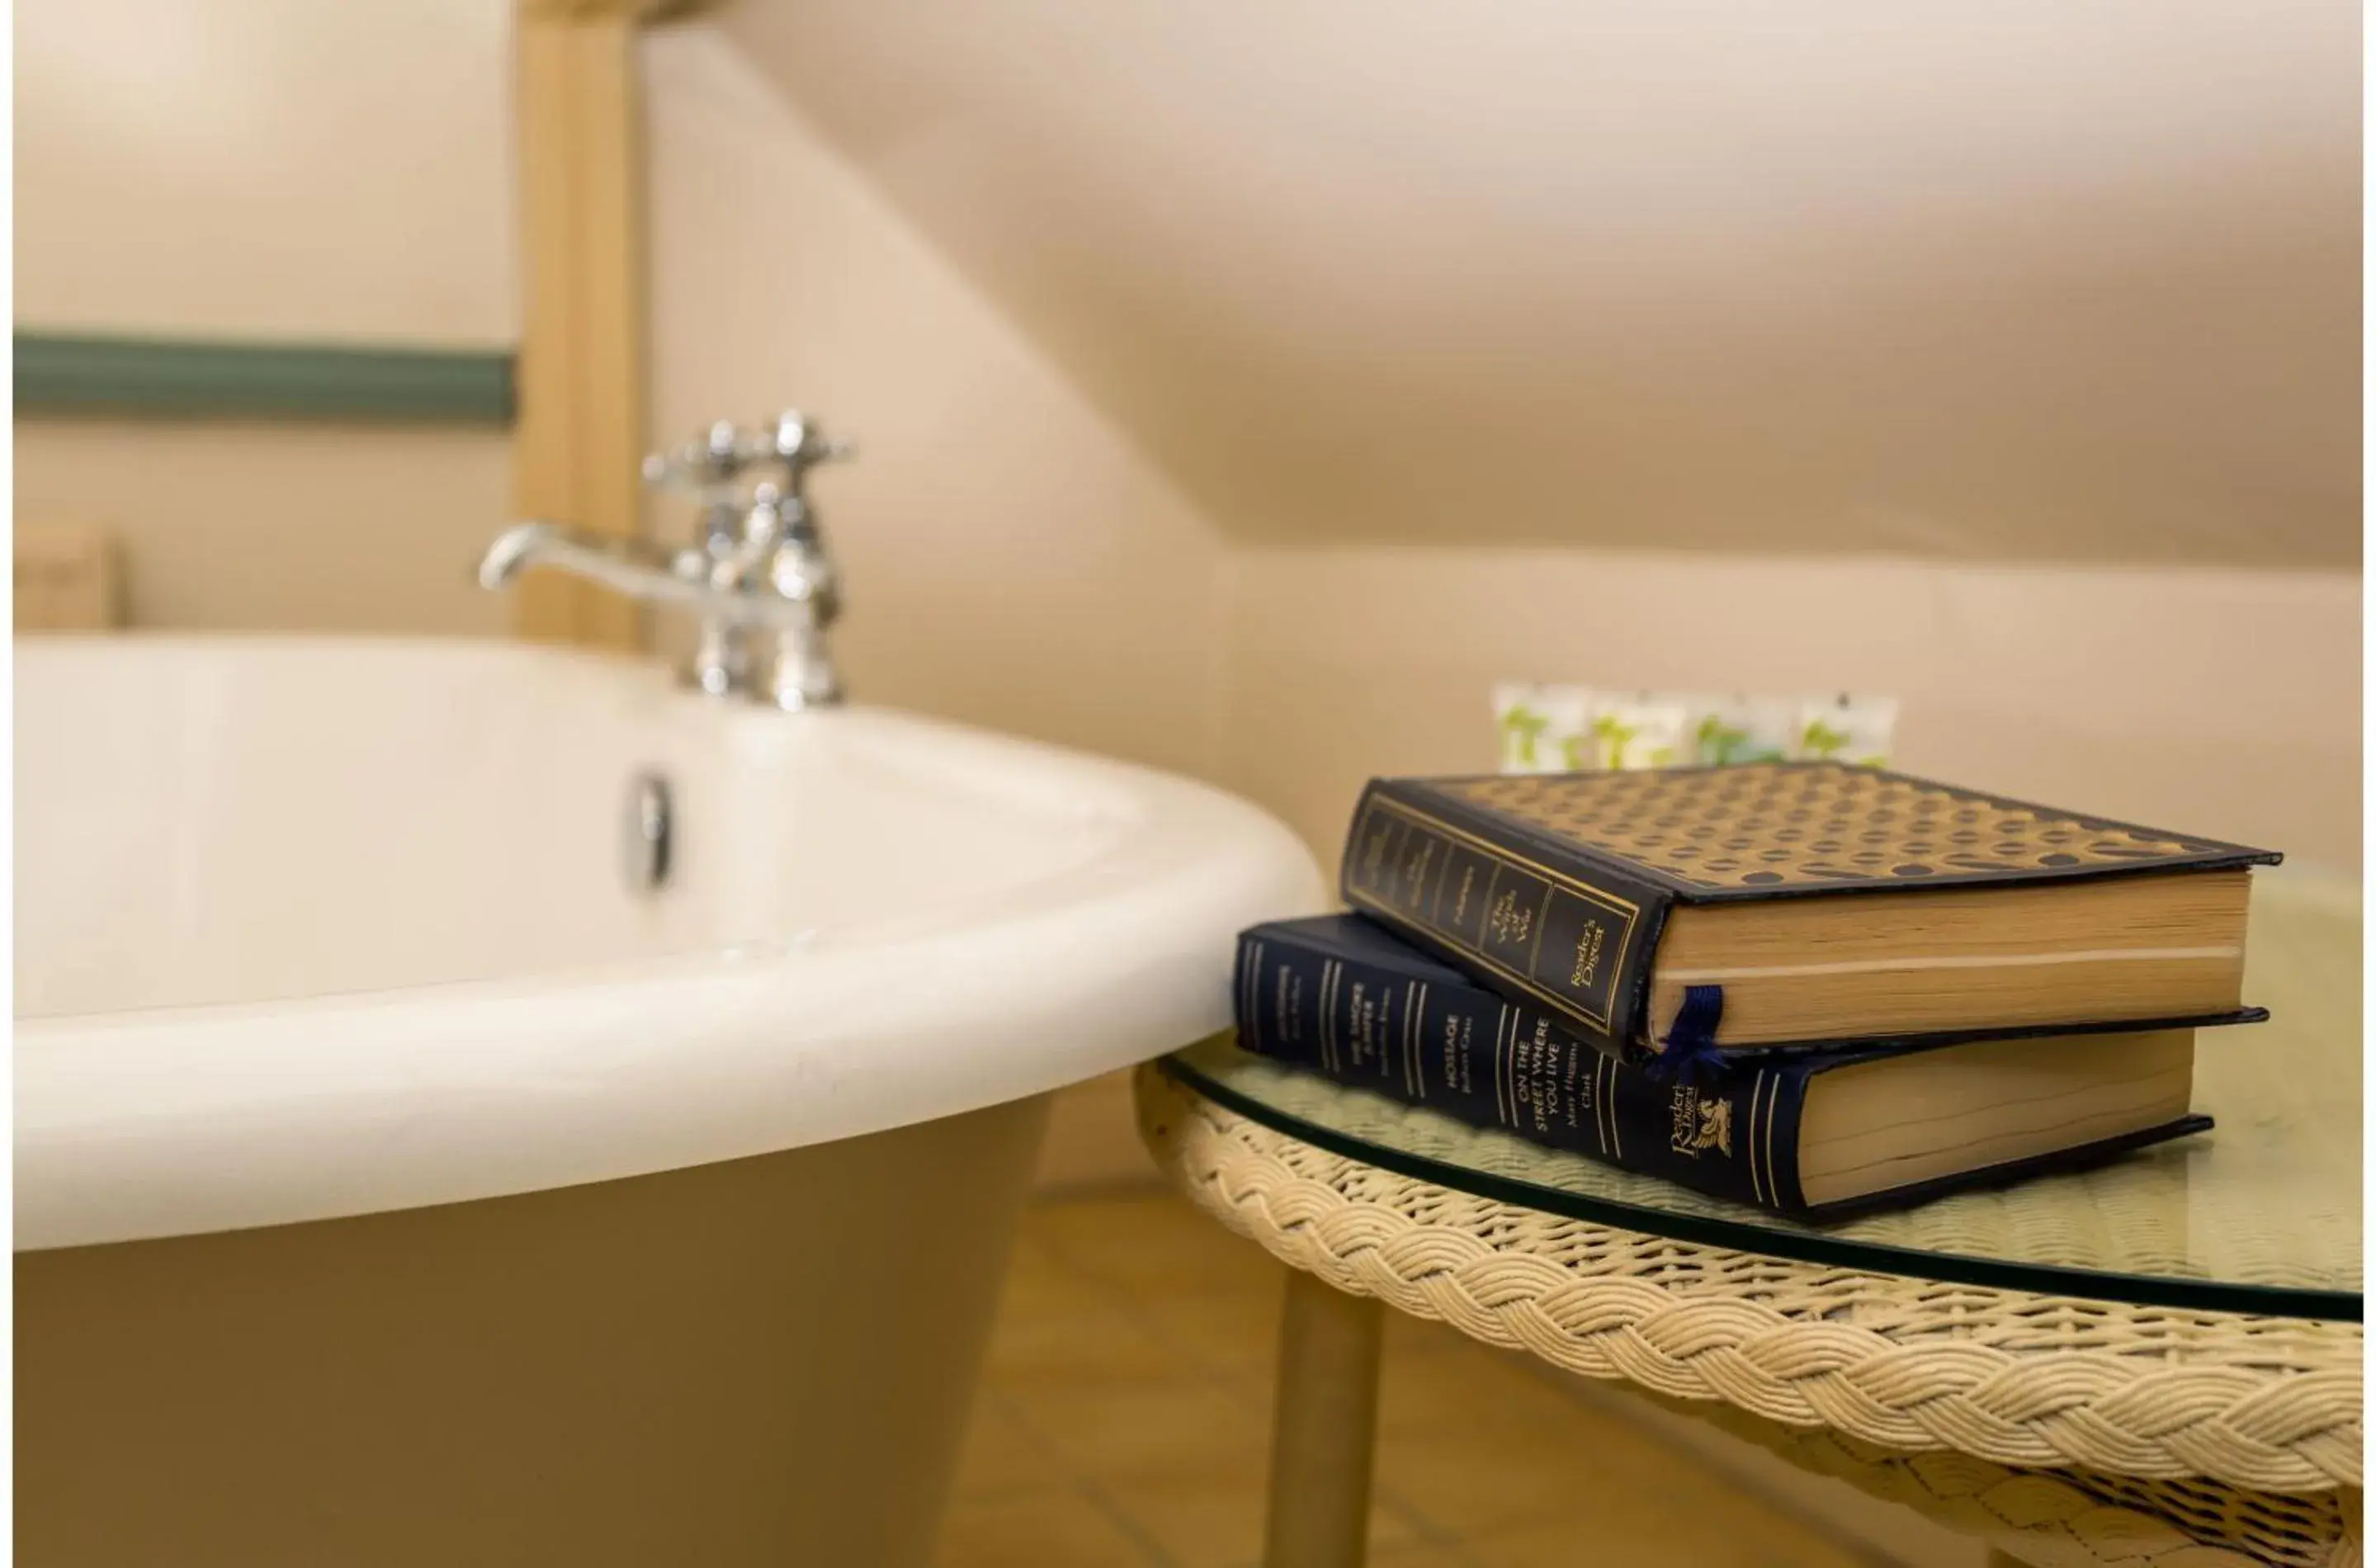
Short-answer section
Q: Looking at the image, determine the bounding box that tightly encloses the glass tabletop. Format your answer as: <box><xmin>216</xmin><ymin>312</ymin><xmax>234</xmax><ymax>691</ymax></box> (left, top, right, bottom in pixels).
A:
<box><xmin>1164</xmin><ymin>867</ymin><xmax>2361</xmax><ymax>1322</ymax></box>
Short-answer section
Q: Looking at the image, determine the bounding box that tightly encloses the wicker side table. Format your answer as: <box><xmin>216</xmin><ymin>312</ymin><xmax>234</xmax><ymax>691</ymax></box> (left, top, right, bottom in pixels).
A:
<box><xmin>1137</xmin><ymin>1065</ymin><xmax>2364</xmax><ymax>1568</ymax></box>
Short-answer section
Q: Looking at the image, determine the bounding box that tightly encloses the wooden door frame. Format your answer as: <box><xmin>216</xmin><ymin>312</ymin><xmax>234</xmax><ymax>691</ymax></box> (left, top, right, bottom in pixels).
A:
<box><xmin>509</xmin><ymin>0</ymin><xmax>681</xmax><ymax>648</ymax></box>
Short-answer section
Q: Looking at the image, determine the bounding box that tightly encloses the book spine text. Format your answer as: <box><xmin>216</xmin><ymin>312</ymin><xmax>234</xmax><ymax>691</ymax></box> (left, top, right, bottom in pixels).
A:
<box><xmin>1337</xmin><ymin>780</ymin><xmax>1673</xmax><ymax>1050</ymax></box>
<box><xmin>1235</xmin><ymin>926</ymin><xmax>1805</xmax><ymax>1213</ymax></box>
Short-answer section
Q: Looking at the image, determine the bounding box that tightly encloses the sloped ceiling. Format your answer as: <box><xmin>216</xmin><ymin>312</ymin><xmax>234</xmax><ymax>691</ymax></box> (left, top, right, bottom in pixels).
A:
<box><xmin>712</xmin><ymin>1</ymin><xmax>2359</xmax><ymax>566</ymax></box>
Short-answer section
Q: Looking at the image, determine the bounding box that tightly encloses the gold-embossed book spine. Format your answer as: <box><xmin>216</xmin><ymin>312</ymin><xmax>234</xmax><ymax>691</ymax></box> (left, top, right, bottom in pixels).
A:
<box><xmin>1338</xmin><ymin>778</ymin><xmax>1674</xmax><ymax>1056</ymax></box>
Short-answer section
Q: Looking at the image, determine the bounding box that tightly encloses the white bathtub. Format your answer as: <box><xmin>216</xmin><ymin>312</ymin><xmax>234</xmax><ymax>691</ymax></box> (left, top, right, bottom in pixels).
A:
<box><xmin>15</xmin><ymin>635</ymin><xmax>1324</xmax><ymax>1566</ymax></box>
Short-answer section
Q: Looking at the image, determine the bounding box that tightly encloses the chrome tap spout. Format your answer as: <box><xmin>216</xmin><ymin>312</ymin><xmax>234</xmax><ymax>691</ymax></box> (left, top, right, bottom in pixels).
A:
<box><xmin>477</xmin><ymin>522</ymin><xmax>820</xmax><ymax>635</ymax></box>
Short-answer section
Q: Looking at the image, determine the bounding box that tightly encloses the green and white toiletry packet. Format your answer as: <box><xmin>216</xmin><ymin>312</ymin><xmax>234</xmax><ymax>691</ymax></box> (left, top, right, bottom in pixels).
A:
<box><xmin>1495</xmin><ymin>687</ymin><xmax>1897</xmax><ymax>772</ymax></box>
<box><xmin>1588</xmin><ymin>693</ymin><xmax>1689</xmax><ymax>769</ymax></box>
<box><xmin>1494</xmin><ymin>683</ymin><xmax>1593</xmax><ymax>772</ymax></box>
<box><xmin>1796</xmin><ymin>695</ymin><xmax>1899</xmax><ymax>767</ymax></box>
<box><xmin>1679</xmin><ymin>694</ymin><xmax>1797</xmax><ymax>767</ymax></box>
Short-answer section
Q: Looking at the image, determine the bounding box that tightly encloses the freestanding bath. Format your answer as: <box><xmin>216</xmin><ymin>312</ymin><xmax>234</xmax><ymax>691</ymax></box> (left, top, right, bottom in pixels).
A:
<box><xmin>15</xmin><ymin>635</ymin><xmax>1322</xmax><ymax>1566</ymax></box>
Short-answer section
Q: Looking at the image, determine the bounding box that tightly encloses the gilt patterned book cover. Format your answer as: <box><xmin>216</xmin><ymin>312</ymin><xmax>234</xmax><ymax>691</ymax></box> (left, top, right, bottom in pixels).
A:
<box><xmin>1340</xmin><ymin>763</ymin><xmax>2278</xmax><ymax>1058</ymax></box>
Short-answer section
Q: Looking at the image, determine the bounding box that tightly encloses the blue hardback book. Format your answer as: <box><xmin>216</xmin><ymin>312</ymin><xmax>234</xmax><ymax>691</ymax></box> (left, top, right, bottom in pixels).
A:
<box><xmin>1234</xmin><ymin>914</ymin><xmax>2214</xmax><ymax>1218</ymax></box>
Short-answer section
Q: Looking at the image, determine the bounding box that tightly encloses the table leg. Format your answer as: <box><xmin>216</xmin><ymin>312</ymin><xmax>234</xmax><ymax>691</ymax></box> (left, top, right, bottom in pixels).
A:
<box><xmin>1264</xmin><ymin>1271</ymin><xmax>1385</xmax><ymax>1568</ymax></box>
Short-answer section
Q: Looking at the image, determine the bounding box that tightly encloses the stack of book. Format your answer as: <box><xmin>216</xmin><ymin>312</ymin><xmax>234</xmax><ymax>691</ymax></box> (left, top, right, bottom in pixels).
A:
<box><xmin>1231</xmin><ymin>763</ymin><xmax>2279</xmax><ymax>1217</ymax></box>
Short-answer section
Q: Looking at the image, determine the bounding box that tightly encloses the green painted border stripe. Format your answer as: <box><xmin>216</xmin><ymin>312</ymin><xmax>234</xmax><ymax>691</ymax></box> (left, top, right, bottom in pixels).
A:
<box><xmin>14</xmin><ymin>333</ymin><xmax>515</xmax><ymax>424</ymax></box>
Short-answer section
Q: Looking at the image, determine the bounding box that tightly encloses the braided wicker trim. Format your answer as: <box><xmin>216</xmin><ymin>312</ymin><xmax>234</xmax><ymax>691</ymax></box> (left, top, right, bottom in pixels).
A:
<box><xmin>1137</xmin><ymin>1067</ymin><xmax>2364</xmax><ymax>1496</ymax></box>
<box><xmin>1664</xmin><ymin>1389</ymin><xmax>2359</xmax><ymax>1568</ymax></box>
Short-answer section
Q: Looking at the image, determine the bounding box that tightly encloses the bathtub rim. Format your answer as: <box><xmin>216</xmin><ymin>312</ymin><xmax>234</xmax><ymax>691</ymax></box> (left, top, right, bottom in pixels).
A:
<box><xmin>17</xmin><ymin>635</ymin><xmax>1326</xmax><ymax>1249</ymax></box>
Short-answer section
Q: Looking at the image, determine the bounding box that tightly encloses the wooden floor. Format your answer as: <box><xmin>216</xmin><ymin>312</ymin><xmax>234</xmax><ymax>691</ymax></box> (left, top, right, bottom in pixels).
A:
<box><xmin>939</xmin><ymin>1186</ymin><xmax>1887</xmax><ymax>1568</ymax></box>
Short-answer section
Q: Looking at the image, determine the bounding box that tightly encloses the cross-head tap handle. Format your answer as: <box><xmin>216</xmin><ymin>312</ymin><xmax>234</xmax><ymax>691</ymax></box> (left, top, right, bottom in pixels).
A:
<box><xmin>760</xmin><ymin>410</ymin><xmax>853</xmax><ymax>503</ymax></box>
<box><xmin>640</xmin><ymin>419</ymin><xmax>751</xmax><ymax>495</ymax></box>
<box><xmin>641</xmin><ymin>413</ymin><xmax>854</xmax><ymax>499</ymax></box>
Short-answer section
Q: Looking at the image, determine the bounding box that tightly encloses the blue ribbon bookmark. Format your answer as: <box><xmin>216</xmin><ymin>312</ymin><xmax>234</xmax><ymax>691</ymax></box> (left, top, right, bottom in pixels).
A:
<box><xmin>1648</xmin><ymin>984</ymin><xmax>1726</xmax><ymax>1085</ymax></box>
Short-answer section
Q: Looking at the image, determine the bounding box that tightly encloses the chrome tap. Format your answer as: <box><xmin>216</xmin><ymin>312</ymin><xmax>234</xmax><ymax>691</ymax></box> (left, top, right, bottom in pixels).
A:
<box><xmin>643</xmin><ymin>418</ymin><xmax>772</xmax><ymax>698</ymax></box>
<box><xmin>479</xmin><ymin>412</ymin><xmax>854</xmax><ymax>709</ymax></box>
<box><xmin>744</xmin><ymin>411</ymin><xmax>847</xmax><ymax>711</ymax></box>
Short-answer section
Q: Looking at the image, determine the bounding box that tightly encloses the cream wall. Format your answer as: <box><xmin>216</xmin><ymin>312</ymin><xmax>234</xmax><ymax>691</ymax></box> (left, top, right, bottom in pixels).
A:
<box><xmin>720</xmin><ymin>0</ymin><xmax>2359</xmax><ymax>569</ymax></box>
<box><xmin>641</xmin><ymin>22</ymin><xmax>1231</xmax><ymax>779</ymax></box>
<box><xmin>1222</xmin><ymin>546</ymin><xmax>2362</xmax><ymax>873</ymax></box>
<box><xmin>12</xmin><ymin>420</ymin><xmax>513</xmax><ymax>635</ymax></box>
<box><xmin>14</xmin><ymin>0</ymin><xmax>516</xmax><ymax>345</ymax></box>
<box><xmin>13</xmin><ymin>0</ymin><xmax>519</xmax><ymax>635</ymax></box>
<box><xmin>710</xmin><ymin>0</ymin><xmax>2362</xmax><ymax>871</ymax></box>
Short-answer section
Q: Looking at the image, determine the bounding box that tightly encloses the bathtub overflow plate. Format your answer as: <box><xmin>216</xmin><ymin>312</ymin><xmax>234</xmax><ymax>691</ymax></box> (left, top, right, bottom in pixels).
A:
<box><xmin>624</xmin><ymin>770</ymin><xmax>673</xmax><ymax>894</ymax></box>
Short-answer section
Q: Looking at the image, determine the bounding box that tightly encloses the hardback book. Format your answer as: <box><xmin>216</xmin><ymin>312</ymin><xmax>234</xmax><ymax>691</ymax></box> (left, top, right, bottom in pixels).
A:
<box><xmin>1235</xmin><ymin>914</ymin><xmax>2211</xmax><ymax>1217</ymax></box>
<box><xmin>1340</xmin><ymin>763</ymin><xmax>2277</xmax><ymax>1061</ymax></box>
